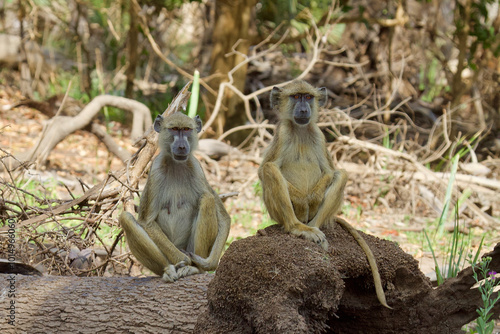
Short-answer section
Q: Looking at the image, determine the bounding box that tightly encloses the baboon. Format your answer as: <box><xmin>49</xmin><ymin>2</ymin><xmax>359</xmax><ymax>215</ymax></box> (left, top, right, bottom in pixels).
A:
<box><xmin>119</xmin><ymin>112</ymin><xmax>231</xmax><ymax>282</ymax></box>
<box><xmin>258</xmin><ymin>80</ymin><xmax>390</xmax><ymax>308</ymax></box>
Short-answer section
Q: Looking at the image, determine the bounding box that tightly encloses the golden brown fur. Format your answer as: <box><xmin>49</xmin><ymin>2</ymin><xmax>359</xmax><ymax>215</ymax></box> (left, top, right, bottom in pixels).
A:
<box><xmin>119</xmin><ymin>112</ymin><xmax>231</xmax><ymax>282</ymax></box>
<box><xmin>258</xmin><ymin>80</ymin><xmax>391</xmax><ymax>308</ymax></box>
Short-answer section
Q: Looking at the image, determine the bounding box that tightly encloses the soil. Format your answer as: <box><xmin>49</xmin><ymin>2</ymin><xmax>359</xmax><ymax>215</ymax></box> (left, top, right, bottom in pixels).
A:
<box><xmin>196</xmin><ymin>223</ymin><xmax>500</xmax><ymax>333</ymax></box>
<box><xmin>195</xmin><ymin>223</ymin><xmax>435</xmax><ymax>334</ymax></box>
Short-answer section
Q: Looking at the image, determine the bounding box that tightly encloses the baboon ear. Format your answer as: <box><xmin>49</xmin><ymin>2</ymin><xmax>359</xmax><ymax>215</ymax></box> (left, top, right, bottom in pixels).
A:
<box><xmin>317</xmin><ymin>87</ymin><xmax>328</xmax><ymax>107</ymax></box>
<box><xmin>194</xmin><ymin>115</ymin><xmax>202</xmax><ymax>133</ymax></box>
<box><xmin>270</xmin><ymin>86</ymin><xmax>282</xmax><ymax>109</ymax></box>
<box><xmin>154</xmin><ymin>115</ymin><xmax>164</xmax><ymax>133</ymax></box>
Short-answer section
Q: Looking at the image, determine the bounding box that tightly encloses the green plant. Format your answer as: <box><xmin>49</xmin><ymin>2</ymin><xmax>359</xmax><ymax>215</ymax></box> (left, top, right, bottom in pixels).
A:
<box><xmin>16</xmin><ymin>178</ymin><xmax>59</xmax><ymax>208</ymax></box>
<box><xmin>257</xmin><ymin>214</ymin><xmax>275</xmax><ymax>230</ymax></box>
<box><xmin>434</xmin><ymin>139</ymin><xmax>477</xmax><ymax>236</ymax></box>
<box><xmin>382</xmin><ymin>128</ymin><xmax>392</xmax><ymax>149</ymax></box>
<box><xmin>436</xmin><ymin>154</ymin><xmax>459</xmax><ymax>236</ymax></box>
<box><xmin>253</xmin><ymin>180</ymin><xmax>262</xmax><ymax>198</ymax></box>
<box><xmin>449</xmin><ymin>0</ymin><xmax>499</xmax><ymax>109</ymax></box>
<box><xmin>187</xmin><ymin>70</ymin><xmax>200</xmax><ymax>118</ymax></box>
<box><xmin>418</xmin><ymin>57</ymin><xmax>448</xmax><ymax>102</ymax></box>
<box><xmin>455</xmin><ymin>0</ymin><xmax>500</xmax><ymax>71</ymax></box>
<box><xmin>434</xmin><ymin>133</ymin><xmax>481</xmax><ymax>172</ymax></box>
<box><xmin>469</xmin><ymin>256</ymin><xmax>500</xmax><ymax>334</ymax></box>
<box><xmin>424</xmin><ymin>210</ymin><xmax>484</xmax><ymax>285</ymax></box>
<box><xmin>341</xmin><ymin>203</ymin><xmax>363</xmax><ymax>223</ymax></box>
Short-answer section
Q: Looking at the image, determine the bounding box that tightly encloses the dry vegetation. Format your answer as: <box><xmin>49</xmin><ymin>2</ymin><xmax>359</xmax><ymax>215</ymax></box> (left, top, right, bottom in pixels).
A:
<box><xmin>1</xmin><ymin>80</ymin><xmax>499</xmax><ymax>281</ymax></box>
<box><xmin>0</xmin><ymin>2</ymin><xmax>499</xmax><ymax>331</ymax></box>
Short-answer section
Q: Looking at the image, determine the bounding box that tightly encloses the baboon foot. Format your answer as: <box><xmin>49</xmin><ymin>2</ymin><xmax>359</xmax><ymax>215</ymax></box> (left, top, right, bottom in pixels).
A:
<box><xmin>290</xmin><ymin>224</ymin><xmax>328</xmax><ymax>251</ymax></box>
<box><xmin>162</xmin><ymin>264</ymin><xmax>178</xmax><ymax>282</ymax></box>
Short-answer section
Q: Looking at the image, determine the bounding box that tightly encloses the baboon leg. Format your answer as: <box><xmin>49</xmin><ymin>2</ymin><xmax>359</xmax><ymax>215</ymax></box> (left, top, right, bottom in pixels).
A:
<box><xmin>120</xmin><ymin>212</ymin><xmax>175</xmax><ymax>281</ymax></box>
<box><xmin>190</xmin><ymin>194</ymin><xmax>231</xmax><ymax>272</ymax></box>
<box><xmin>308</xmin><ymin>169</ymin><xmax>348</xmax><ymax>229</ymax></box>
<box><xmin>178</xmin><ymin>194</ymin><xmax>218</xmax><ymax>278</ymax></box>
<box><xmin>193</xmin><ymin>193</ymin><xmax>219</xmax><ymax>258</ymax></box>
<box><xmin>261</xmin><ymin>162</ymin><xmax>328</xmax><ymax>250</ymax></box>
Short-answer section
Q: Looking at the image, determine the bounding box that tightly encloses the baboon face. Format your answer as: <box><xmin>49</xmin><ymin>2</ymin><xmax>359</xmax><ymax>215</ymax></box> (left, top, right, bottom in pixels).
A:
<box><xmin>270</xmin><ymin>80</ymin><xmax>328</xmax><ymax>126</ymax></box>
<box><xmin>290</xmin><ymin>92</ymin><xmax>314</xmax><ymax>125</ymax></box>
<box><xmin>169</xmin><ymin>126</ymin><xmax>193</xmax><ymax>161</ymax></box>
<box><xmin>154</xmin><ymin>113</ymin><xmax>202</xmax><ymax>161</ymax></box>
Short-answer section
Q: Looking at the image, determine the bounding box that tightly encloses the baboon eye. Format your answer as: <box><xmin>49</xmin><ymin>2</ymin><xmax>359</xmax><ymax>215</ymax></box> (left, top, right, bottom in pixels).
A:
<box><xmin>183</xmin><ymin>127</ymin><xmax>190</xmax><ymax>131</ymax></box>
<box><xmin>305</xmin><ymin>95</ymin><xmax>312</xmax><ymax>100</ymax></box>
<box><xmin>293</xmin><ymin>94</ymin><xmax>300</xmax><ymax>99</ymax></box>
<box><xmin>171</xmin><ymin>127</ymin><xmax>179</xmax><ymax>131</ymax></box>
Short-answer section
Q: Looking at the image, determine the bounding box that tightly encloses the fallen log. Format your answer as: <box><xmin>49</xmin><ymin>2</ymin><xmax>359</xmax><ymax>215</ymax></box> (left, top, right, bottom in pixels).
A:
<box><xmin>0</xmin><ymin>273</ymin><xmax>211</xmax><ymax>333</ymax></box>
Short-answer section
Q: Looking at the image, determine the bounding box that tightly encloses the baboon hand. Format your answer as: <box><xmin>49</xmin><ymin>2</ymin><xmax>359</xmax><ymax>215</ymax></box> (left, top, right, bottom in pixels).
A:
<box><xmin>189</xmin><ymin>252</ymin><xmax>203</xmax><ymax>264</ymax></box>
<box><xmin>175</xmin><ymin>260</ymin><xmax>186</xmax><ymax>269</ymax></box>
<box><xmin>176</xmin><ymin>265</ymin><xmax>201</xmax><ymax>279</ymax></box>
<box><xmin>177</xmin><ymin>250</ymin><xmax>193</xmax><ymax>265</ymax></box>
<box><xmin>290</xmin><ymin>224</ymin><xmax>329</xmax><ymax>251</ymax></box>
<box><xmin>179</xmin><ymin>252</ymin><xmax>193</xmax><ymax>267</ymax></box>
<box><xmin>174</xmin><ymin>256</ymin><xmax>192</xmax><ymax>270</ymax></box>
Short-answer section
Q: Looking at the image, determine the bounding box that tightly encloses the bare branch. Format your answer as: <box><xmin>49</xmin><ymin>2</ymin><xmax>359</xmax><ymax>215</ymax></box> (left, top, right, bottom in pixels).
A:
<box><xmin>8</xmin><ymin>95</ymin><xmax>151</xmax><ymax>169</ymax></box>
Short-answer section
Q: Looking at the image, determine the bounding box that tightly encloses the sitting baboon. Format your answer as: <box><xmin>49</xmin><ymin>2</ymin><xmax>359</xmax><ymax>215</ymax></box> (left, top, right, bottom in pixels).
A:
<box><xmin>120</xmin><ymin>112</ymin><xmax>231</xmax><ymax>282</ymax></box>
<box><xmin>258</xmin><ymin>80</ymin><xmax>390</xmax><ymax>308</ymax></box>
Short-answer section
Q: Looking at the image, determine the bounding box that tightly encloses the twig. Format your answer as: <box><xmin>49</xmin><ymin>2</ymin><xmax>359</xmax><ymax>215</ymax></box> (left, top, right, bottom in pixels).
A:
<box><xmin>336</xmin><ymin>135</ymin><xmax>497</xmax><ymax>227</ymax></box>
<box><xmin>218</xmin><ymin>123</ymin><xmax>275</xmax><ymax>141</ymax></box>
<box><xmin>201</xmin><ymin>30</ymin><xmax>290</xmax><ymax>134</ymax></box>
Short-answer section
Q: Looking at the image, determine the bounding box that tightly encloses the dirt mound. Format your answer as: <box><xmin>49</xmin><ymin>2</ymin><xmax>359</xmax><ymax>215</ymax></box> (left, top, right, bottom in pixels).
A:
<box><xmin>195</xmin><ymin>223</ymin><xmax>431</xmax><ymax>333</ymax></box>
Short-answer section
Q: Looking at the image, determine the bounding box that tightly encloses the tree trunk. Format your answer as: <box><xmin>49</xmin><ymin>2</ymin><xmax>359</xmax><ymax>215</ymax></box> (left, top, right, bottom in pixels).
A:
<box><xmin>0</xmin><ymin>273</ymin><xmax>211</xmax><ymax>333</ymax></box>
<box><xmin>207</xmin><ymin>0</ymin><xmax>258</xmax><ymax>141</ymax></box>
<box><xmin>125</xmin><ymin>2</ymin><xmax>139</xmax><ymax>99</ymax></box>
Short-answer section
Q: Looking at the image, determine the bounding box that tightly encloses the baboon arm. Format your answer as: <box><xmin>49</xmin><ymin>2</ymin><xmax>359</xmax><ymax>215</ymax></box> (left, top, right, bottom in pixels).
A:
<box><xmin>259</xmin><ymin>161</ymin><xmax>303</xmax><ymax>231</ymax></box>
<box><xmin>309</xmin><ymin>171</ymin><xmax>334</xmax><ymax>200</ymax></box>
<box><xmin>307</xmin><ymin>171</ymin><xmax>335</xmax><ymax>219</ymax></box>
<box><xmin>286</xmin><ymin>180</ymin><xmax>309</xmax><ymax>222</ymax></box>
<box><xmin>286</xmin><ymin>180</ymin><xmax>306</xmax><ymax>198</ymax></box>
<box><xmin>308</xmin><ymin>169</ymin><xmax>348</xmax><ymax>228</ymax></box>
<box><xmin>260</xmin><ymin>136</ymin><xmax>280</xmax><ymax>166</ymax></box>
<box><xmin>136</xmin><ymin>179</ymin><xmax>190</xmax><ymax>266</ymax></box>
<box><xmin>191</xmin><ymin>193</ymin><xmax>231</xmax><ymax>271</ymax></box>
<box><xmin>323</xmin><ymin>145</ymin><xmax>335</xmax><ymax>169</ymax></box>
<box><xmin>143</xmin><ymin>219</ymin><xmax>192</xmax><ymax>266</ymax></box>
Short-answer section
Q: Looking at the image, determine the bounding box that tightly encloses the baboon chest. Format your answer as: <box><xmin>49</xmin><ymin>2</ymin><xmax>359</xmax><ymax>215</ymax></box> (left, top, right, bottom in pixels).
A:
<box><xmin>280</xmin><ymin>146</ymin><xmax>322</xmax><ymax>193</ymax></box>
<box><xmin>155</xmin><ymin>168</ymin><xmax>202</xmax><ymax>248</ymax></box>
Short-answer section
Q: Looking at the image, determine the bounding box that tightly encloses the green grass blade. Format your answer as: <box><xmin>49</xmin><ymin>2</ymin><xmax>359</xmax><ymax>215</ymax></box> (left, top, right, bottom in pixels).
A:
<box><xmin>424</xmin><ymin>229</ymin><xmax>444</xmax><ymax>285</ymax></box>
<box><xmin>447</xmin><ymin>216</ymin><xmax>459</xmax><ymax>278</ymax></box>
<box><xmin>472</xmin><ymin>235</ymin><xmax>485</xmax><ymax>265</ymax></box>
<box><xmin>188</xmin><ymin>70</ymin><xmax>200</xmax><ymax>118</ymax></box>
